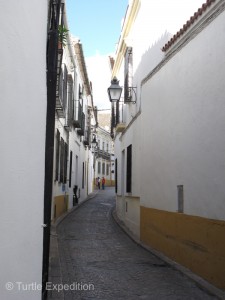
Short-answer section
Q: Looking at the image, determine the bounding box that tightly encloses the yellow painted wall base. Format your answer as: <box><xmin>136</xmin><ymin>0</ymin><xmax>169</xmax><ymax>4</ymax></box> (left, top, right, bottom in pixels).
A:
<box><xmin>93</xmin><ymin>179</ymin><xmax>115</xmax><ymax>189</ymax></box>
<box><xmin>54</xmin><ymin>195</ymin><xmax>68</xmax><ymax>220</ymax></box>
<box><xmin>140</xmin><ymin>206</ymin><xmax>225</xmax><ymax>290</ymax></box>
<box><xmin>106</xmin><ymin>179</ymin><xmax>115</xmax><ymax>187</ymax></box>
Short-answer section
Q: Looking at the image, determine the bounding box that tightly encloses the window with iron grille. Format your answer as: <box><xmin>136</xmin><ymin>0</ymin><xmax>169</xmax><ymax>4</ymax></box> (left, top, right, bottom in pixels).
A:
<box><xmin>124</xmin><ymin>47</ymin><xmax>133</xmax><ymax>103</ymax></box>
<box><xmin>82</xmin><ymin>162</ymin><xmax>84</xmax><ymax>189</ymax></box>
<box><xmin>58</xmin><ymin>68</ymin><xmax>64</xmax><ymax>106</ymax></box>
<box><xmin>63</xmin><ymin>142</ymin><xmax>68</xmax><ymax>184</ymax></box>
<box><xmin>59</xmin><ymin>137</ymin><xmax>68</xmax><ymax>184</ymax></box>
<box><xmin>102</xmin><ymin>162</ymin><xmax>105</xmax><ymax>175</ymax></box>
<box><xmin>66</xmin><ymin>75</ymin><xmax>73</xmax><ymax>127</ymax></box>
<box><xmin>58</xmin><ymin>64</ymin><xmax>68</xmax><ymax>115</ymax></box>
<box><xmin>115</xmin><ymin>158</ymin><xmax>118</xmax><ymax>193</ymax></box>
<box><xmin>77</xmin><ymin>112</ymin><xmax>85</xmax><ymax>136</ymax></box>
<box><xmin>63</xmin><ymin>64</ymin><xmax>68</xmax><ymax>112</ymax></box>
<box><xmin>126</xmin><ymin>145</ymin><xmax>132</xmax><ymax>193</ymax></box>
<box><xmin>69</xmin><ymin>151</ymin><xmax>72</xmax><ymax>188</ymax></box>
<box><xmin>60</xmin><ymin>138</ymin><xmax>64</xmax><ymax>183</ymax></box>
<box><xmin>106</xmin><ymin>163</ymin><xmax>109</xmax><ymax>176</ymax></box>
<box><xmin>55</xmin><ymin>129</ymin><xmax>60</xmax><ymax>181</ymax></box>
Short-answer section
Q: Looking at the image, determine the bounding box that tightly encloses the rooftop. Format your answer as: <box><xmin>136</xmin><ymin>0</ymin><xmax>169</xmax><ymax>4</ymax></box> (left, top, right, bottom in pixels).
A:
<box><xmin>162</xmin><ymin>0</ymin><xmax>216</xmax><ymax>52</ymax></box>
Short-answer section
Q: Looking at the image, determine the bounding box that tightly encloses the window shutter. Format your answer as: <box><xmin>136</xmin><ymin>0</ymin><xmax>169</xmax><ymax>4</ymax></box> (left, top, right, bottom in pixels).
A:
<box><xmin>55</xmin><ymin>129</ymin><xmax>60</xmax><ymax>181</ymax></box>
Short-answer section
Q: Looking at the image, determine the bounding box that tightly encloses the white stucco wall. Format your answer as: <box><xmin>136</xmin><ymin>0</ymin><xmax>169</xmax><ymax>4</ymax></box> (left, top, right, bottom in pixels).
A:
<box><xmin>0</xmin><ymin>1</ymin><xmax>47</xmax><ymax>299</ymax></box>
<box><xmin>118</xmin><ymin>0</ymin><xmax>205</xmax><ymax>113</ymax></box>
<box><xmin>52</xmin><ymin>31</ymin><xmax>96</xmax><ymax>217</ymax></box>
<box><xmin>114</xmin><ymin>0</ymin><xmax>225</xmax><ymax>236</ymax></box>
<box><xmin>141</xmin><ymin>7</ymin><xmax>225</xmax><ymax>221</ymax></box>
<box><xmin>114</xmin><ymin>0</ymin><xmax>206</xmax><ymax>194</ymax></box>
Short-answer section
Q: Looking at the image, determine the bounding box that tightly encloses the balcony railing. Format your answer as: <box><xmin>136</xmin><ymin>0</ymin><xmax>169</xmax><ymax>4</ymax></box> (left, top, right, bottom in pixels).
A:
<box><xmin>56</xmin><ymin>64</ymin><xmax>67</xmax><ymax>118</ymax></box>
<box><xmin>77</xmin><ymin>112</ymin><xmax>85</xmax><ymax>136</ymax></box>
<box><xmin>111</xmin><ymin>101</ymin><xmax>126</xmax><ymax>134</ymax></box>
<box><xmin>98</xmin><ymin>150</ymin><xmax>111</xmax><ymax>160</ymax></box>
<box><xmin>73</xmin><ymin>100</ymin><xmax>82</xmax><ymax>128</ymax></box>
<box><xmin>64</xmin><ymin>75</ymin><xmax>73</xmax><ymax>131</ymax></box>
<box><xmin>55</xmin><ymin>50</ymin><xmax>63</xmax><ymax>117</ymax></box>
<box><xmin>83</xmin><ymin>127</ymin><xmax>90</xmax><ymax>146</ymax></box>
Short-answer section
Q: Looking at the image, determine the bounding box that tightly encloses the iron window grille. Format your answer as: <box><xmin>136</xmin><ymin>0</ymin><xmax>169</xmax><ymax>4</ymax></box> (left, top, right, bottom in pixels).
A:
<box><xmin>55</xmin><ymin>129</ymin><xmax>60</xmax><ymax>181</ymax></box>
<box><xmin>65</xmin><ymin>74</ymin><xmax>73</xmax><ymax>130</ymax></box>
<box><xmin>124</xmin><ymin>47</ymin><xmax>133</xmax><ymax>103</ymax></box>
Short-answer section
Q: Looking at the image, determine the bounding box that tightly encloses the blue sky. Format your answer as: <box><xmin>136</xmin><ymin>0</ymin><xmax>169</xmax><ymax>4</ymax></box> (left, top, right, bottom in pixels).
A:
<box><xmin>66</xmin><ymin>0</ymin><xmax>128</xmax><ymax>57</ymax></box>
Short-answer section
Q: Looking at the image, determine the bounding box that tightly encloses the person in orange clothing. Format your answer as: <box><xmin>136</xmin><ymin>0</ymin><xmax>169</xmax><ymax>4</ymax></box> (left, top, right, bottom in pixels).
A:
<box><xmin>102</xmin><ymin>177</ymin><xmax>105</xmax><ymax>190</ymax></box>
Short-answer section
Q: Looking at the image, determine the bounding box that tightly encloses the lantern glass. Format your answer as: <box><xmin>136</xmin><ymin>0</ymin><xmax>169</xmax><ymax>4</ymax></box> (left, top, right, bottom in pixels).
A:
<box><xmin>107</xmin><ymin>77</ymin><xmax>122</xmax><ymax>102</ymax></box>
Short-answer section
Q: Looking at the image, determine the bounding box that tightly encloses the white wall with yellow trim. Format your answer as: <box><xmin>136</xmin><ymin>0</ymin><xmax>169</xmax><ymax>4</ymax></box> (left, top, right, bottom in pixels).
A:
<box><xmin>112</xmin><ymin>0</ymin><xmax>225</xmax><ymax>290</ymax></box>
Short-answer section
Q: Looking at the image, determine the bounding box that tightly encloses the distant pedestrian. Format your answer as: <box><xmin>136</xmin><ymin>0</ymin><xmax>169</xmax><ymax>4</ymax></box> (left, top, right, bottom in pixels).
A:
<box><xmin>97</xmin><ymin>177</ymin><xmax>101</xmax><ymax>190</ymax></box>
<box><xmin>102</xmin><ymin>177</ymin><xmax>105</xmax><ymax>190</ymax></box>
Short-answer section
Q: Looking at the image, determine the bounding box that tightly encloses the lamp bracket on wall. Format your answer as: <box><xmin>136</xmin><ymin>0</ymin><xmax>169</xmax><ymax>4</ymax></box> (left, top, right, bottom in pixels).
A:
<box><xmin>127</xmin><ymin>86</ymin><xmax>137</xmax><ymax>104</ymax></box>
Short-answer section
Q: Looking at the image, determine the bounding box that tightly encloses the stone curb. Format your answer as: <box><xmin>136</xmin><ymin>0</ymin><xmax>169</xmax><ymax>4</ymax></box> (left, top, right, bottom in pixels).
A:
<box><xmin>47</xmin><ymin>190</ymin><xmax>99</xmax><ymax>300</ymax></box>
<box><xmin>112</xmin><ymin>209</ymin><xmax>225</xmax><ymax>300</ymax></box>
<box><xmin>52</xmin><ymin>190</ymin><xmax>100</xmax><ymax>229</ymax></box>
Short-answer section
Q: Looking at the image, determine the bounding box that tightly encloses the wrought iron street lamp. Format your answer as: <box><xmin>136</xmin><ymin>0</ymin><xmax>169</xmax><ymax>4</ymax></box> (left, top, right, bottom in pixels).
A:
<box><xmin>107</xmin><ymin>77</ymin><xmax>122</xmax><ymax>102</ymax></box>
<box><xmin>91</xmin><ymin>134</ymin><xmax>97</xmax><ymax>146</ymax></box>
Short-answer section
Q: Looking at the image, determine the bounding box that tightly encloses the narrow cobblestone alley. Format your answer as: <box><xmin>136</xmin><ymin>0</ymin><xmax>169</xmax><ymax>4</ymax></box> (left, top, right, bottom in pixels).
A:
<box><xmin>55</xmin><ymin>188</ymin><xmax>217</xmax><ymax>300</ymax></box>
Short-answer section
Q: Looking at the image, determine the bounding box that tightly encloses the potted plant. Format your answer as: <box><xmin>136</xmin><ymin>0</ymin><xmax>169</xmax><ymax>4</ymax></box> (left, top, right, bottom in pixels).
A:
<box><xmin>58</xmin><ymin>25</ymin><xmax>69</xmax><ymax>48</ymax></box>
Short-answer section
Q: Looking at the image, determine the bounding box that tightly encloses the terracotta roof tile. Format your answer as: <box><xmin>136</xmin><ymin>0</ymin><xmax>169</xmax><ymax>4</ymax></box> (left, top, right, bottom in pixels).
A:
<box><xmin>162</xmin><ymin>0</ymin><xmax>216</xmax><ymax>52</ymax></box>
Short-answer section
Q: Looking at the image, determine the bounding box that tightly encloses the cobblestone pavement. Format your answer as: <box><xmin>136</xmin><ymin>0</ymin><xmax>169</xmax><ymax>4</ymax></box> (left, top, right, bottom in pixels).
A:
<box><xmin>56</xmin><ymin>188</ymin><xmax>217</xmax><ymax>300</ymax></box>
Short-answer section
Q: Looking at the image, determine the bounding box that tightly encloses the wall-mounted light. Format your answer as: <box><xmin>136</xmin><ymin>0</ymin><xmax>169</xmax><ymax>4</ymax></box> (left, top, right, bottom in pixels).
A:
<box><xmin>91</xmin><ymin>134</ymin><xmax>99</xmax><ymax>155</ymax></box>
<box><xmin>108</xmin><ymin>77</ymin><xmax>137</xmax><ymax>104</ymax></box>
<box><xmin>91</xmin><ymin>134</ymin><xmax>97</xmax><ymax>146</ymax></box>
<box><xmin>107</xmin><ymin>77</ymin><xmax>122</xmax><ymax>102</ymax></box>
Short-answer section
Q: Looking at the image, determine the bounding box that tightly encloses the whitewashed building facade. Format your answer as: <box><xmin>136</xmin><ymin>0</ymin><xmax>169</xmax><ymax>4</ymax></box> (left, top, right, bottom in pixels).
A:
<box><xmin>51</xmin><ymin>19</ymin><xmax>96</xmax><ymax>221</ymax></box>
<box><xmin>0</xmin><ymin>1</ymin><xmax>48</xmax><ymax>299</ymax></box>
<box><xmin>111</xmin><ymin>0</ymin><xmax>225</xmax><ymax>290</ymax></box>
<box><xmin>93</xmin><ymin>126</ymin><xmax>115</xmax><ymax>188</ymax></box>
<box><xmin>0</xmin><ymin>1</ymin><xmax>97</xmax><ymax>299</ymax></box>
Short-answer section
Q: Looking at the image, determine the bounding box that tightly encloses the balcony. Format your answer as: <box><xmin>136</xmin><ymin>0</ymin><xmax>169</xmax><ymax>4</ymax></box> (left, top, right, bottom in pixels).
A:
<box><xmin>64</xmin><ymin>75</ymin><xmax>73</xmax><ymax>131</ymax></box>
<box><xmin>73</xmin><ymin>100</ymin><xmax>82</xmax><ymax>128</ymax></box>
<box><xmin>115</xmin><ymin>123</ymin><xmax>126</xmax><ymax>133</ymax></box>
<box><xmin>98</xmin><ymin>150</ymin><xmax>111</xmax><ymax>160</ymax></box>
<box><xmin>111</xmin><ymin>101</ymin><xmax>126</xmax><ymax>134</ymax></box>
<box><xmin>55</xmin><ymin>49</ymin><xmax>64</xmax><ymax>117</ymax></box>
<box><xmin>77</xmin><ymin>112</ymin><xmax>85</xmax><ymax>136</ymax></box>
<box><xmin>83</xmin><ymin>128</ymin><xmax>90</xmax><ymax>146</ymax></box>
<box><xmin>56</xmin><ymin>64</ymin><xmax>67</xmax><ymax>118</ymax></box>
